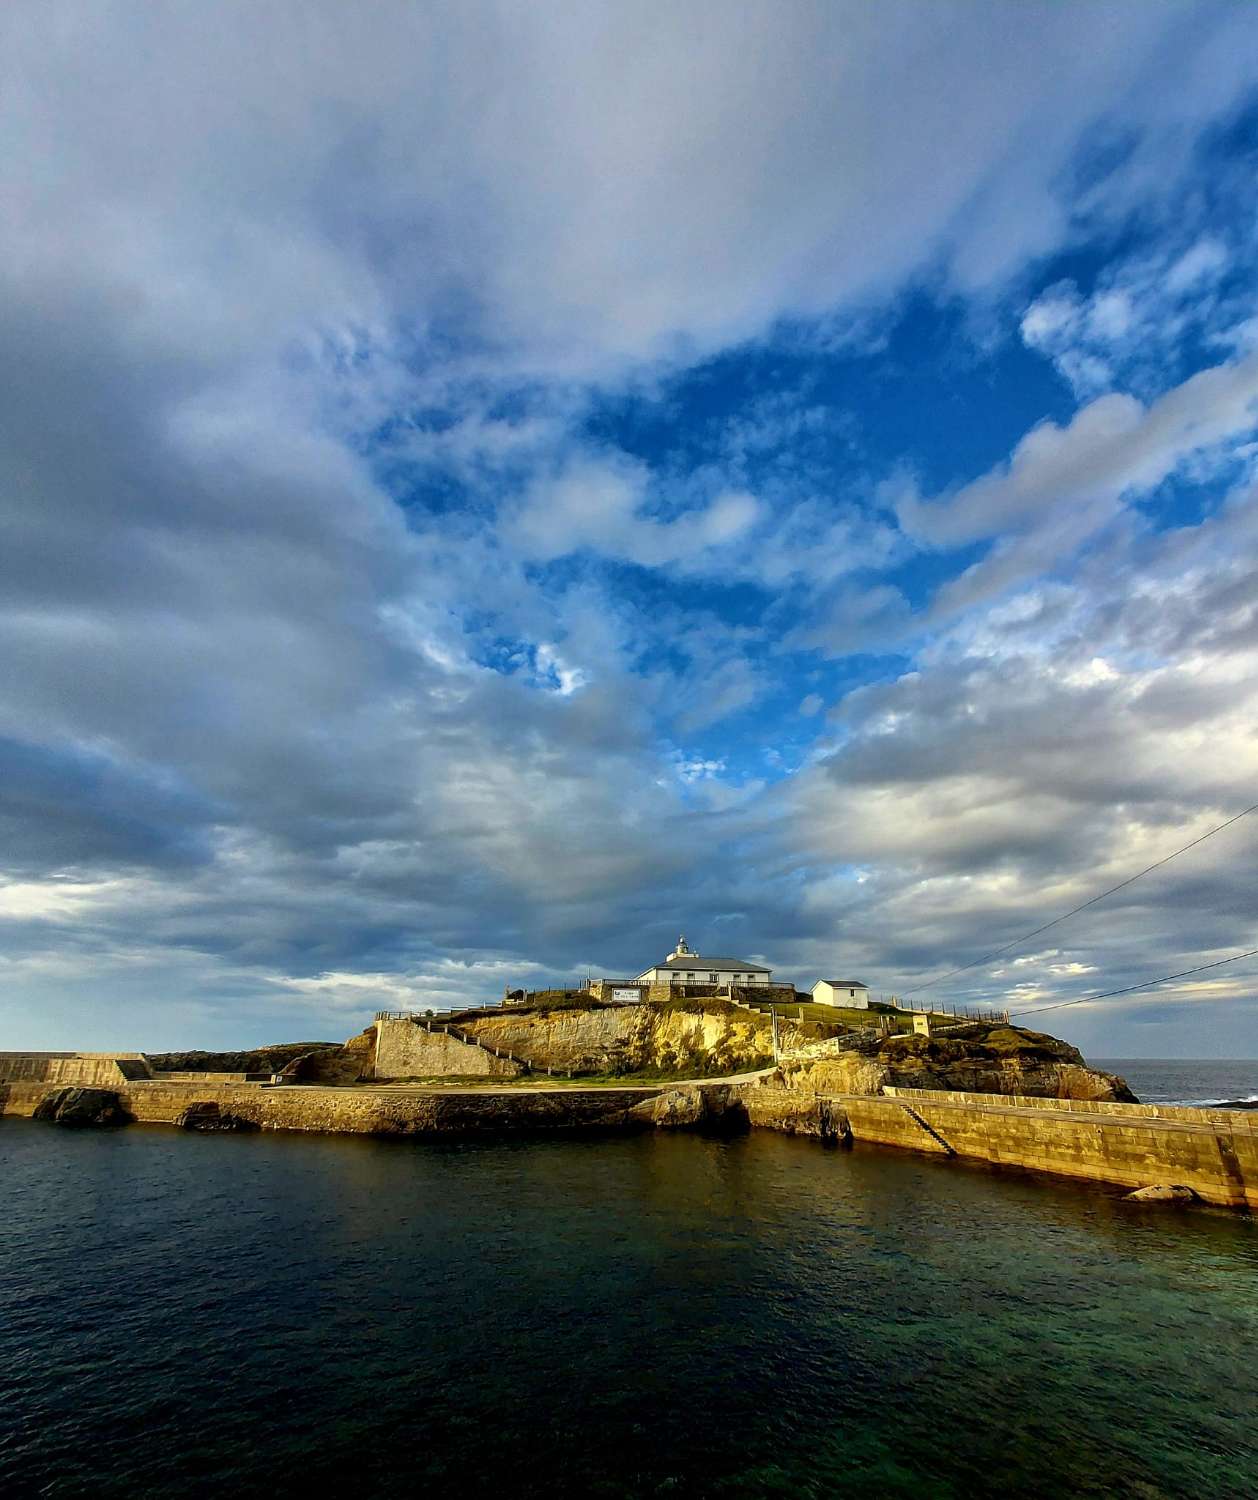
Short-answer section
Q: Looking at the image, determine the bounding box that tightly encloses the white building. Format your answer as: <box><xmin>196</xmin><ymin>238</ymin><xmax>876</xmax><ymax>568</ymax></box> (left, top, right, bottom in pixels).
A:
<box><xmin>812</xmin><ymin>979</ymin><xmax>871</xmax><ymax>1009</ymax></box>
<box><xmin>635</xmin><ymin>935</ymin><xmax>772</xmax><ymax>988</ymax></box>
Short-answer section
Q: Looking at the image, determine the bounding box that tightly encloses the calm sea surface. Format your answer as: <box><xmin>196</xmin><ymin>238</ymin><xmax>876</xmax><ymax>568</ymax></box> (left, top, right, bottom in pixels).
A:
<box><xmin>2</xmin><ymin>1117</ymin><xmax>1256</xmax><ymax>1500</ymax></box>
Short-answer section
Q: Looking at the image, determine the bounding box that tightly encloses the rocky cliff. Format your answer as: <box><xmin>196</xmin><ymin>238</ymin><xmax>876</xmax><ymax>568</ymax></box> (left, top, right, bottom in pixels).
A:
<box><xmin>455</xmin><ymin>997</ymin><xmax>775</xmax><ymax>1077</ymax></box>
<box><xmin>158</xmin><ymin>1004</ymin><xmax>1131</xmax><ymax>1102</ymax></box>
<box><xmin>775</xmin><ymin>1023</ymin><xmax>1135</xmax><ymax>1102</ymax></box>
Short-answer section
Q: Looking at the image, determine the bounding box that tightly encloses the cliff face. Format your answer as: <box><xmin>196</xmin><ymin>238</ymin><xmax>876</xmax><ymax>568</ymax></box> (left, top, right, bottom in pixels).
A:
<box><xmin>458</xmin><ymin>999</ymin><xmax>774</xmax><ymax>1077</ymax></box>
<box><xmin>777</xmin><ymin>1024</ymin><xmax>1136</xmax><ymax>1102</ymax></box>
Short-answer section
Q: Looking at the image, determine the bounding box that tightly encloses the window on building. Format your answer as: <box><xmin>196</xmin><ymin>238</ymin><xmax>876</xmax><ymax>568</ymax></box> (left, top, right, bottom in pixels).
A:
<box><xmin>687</xmin><ymin>971</ymin><xmax>695</xmax><ymax>980</ymax></box>
<box><xmin>709</xmin><ymin>972</ymin><xmax>717</xmax><ymax>982</ymax></box>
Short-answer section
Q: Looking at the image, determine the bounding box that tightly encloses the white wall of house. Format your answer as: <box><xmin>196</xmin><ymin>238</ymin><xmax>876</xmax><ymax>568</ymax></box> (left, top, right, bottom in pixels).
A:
<box><xmin>635</xmin><ymin>967</ymin><xmax>771</xmax><ymax>986</ymax></box>
<box><xmin>812</xmin><ymin>981</ymin><xmax>870</xmax><ymax>1009</ymax></box>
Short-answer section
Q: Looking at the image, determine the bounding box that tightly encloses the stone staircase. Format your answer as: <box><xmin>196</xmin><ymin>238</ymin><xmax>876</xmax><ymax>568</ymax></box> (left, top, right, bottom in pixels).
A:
<box><xmin>414</xmin><ymin>1017</ymin><xmax>532</xmax><ymax>1075</ymax></box>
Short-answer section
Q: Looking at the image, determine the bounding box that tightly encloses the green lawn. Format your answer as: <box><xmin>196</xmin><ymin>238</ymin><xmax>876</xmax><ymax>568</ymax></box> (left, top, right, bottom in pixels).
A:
<box><xmin>740</xmin><ymin>1000</ymin><xmax>959</xmax><ymax>1032</ymax></box>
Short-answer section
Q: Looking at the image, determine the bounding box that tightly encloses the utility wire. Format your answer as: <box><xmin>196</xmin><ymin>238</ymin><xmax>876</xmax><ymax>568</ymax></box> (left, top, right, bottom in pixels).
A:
<box><xmin>901</xmin><ymin>800</ymin><xmax>1258</xmax><ymax>999</ymax></box>
<box><xmin>1009</xmin><ymin>947</ymin><xmax>1258</xmax><ymax>1019</ymax></box>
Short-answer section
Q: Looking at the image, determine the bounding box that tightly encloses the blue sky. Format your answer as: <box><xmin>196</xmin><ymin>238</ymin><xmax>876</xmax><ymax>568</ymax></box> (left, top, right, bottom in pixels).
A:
<box><xmin>3</xmin><ymin>1</ymin><xmax>1258</xmax><ymax>1058</ymax></box>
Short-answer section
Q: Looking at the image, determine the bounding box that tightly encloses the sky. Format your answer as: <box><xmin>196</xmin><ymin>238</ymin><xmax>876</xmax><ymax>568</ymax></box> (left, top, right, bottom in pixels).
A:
<box><xmin>3</xmin><ymin>1</ymin><xmax>1258</xmax><ymax>1058</ymax></box>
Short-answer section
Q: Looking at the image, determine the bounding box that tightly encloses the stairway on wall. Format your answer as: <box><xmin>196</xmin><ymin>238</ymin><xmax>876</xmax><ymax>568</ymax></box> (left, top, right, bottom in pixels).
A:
<box><xmin>413</xmin><ymin>1018</ymin><xmax>532</xmax><ymax>1075</ymax></box>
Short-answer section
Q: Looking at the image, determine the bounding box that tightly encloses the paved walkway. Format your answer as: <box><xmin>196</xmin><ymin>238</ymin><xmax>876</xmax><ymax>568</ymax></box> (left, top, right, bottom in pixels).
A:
<box><xmin>270</xmin><ymin>1065</ymin><xmax>780</xmax><ymax>1097</ymax></box>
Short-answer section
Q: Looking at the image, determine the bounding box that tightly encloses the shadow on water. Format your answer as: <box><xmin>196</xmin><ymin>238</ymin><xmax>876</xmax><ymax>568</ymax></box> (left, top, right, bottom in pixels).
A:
<box><xmin>1</xmin><ymin>1120</ymin><xmax>1255</xmax><ymax>1499</ymax></box>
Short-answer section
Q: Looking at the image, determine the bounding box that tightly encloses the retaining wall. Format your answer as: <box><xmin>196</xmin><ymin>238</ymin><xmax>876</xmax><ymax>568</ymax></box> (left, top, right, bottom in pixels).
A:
<box><xmin>372</xmin><ymin>1020</ymin><xmax>522</xmax><ymax>1079</ymax></box>
<box><xmin>0</xmin><ymin>1052</ymin><xmax>153</xmax><ymax>1086</ymax></box>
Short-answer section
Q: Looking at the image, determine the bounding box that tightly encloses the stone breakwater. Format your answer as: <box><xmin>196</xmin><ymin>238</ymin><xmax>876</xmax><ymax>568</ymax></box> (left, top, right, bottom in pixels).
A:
<box><xmin>4</xmin><ymin>1075</ymin><xmax>1255</xmax><ymax>1209</ymax></box>
<box><xmin>750</xmin><ymin>1084</ymin><xmax>1258</xmax><ymax>1210</ymax></box>
<box><xmin>0</xmin><ymin>1080</ymin><xmax>671</xmax><ymax>1135</ymax></box>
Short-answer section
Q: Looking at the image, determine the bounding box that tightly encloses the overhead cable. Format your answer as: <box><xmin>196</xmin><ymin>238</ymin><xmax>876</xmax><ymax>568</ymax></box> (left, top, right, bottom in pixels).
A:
<box><xmin>1008</xmin><ymin>947</ymin><xmax>1258</xmax><ymax>1019</ymax></box>
<box><xmin>901</xmin><ymin>799</ymin><xmax>1258</xmax><ymax>999</ymax></box>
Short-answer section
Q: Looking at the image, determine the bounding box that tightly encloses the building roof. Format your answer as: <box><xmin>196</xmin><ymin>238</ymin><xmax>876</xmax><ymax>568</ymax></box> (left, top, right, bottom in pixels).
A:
<box><xmin>654</xmin><ymin>955</ymin><xmax>771</xmax><ymax>972</ymax></box>
<box><xmin>816</xmin><ymin>978</ymin><xmax>869</xmax><ymax>988</ymax></box>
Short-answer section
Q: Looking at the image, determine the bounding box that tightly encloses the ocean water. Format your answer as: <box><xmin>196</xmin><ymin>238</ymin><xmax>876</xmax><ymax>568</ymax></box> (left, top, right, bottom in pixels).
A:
<box><xmin>1097</xmin><ymin>1057</ymin><xmax>1258</xmax><ymax>1107</ymax></box>
<box><xmin>1</xmin><ymin>1122</ymin><xmax>1255</xmax><ymax>1500</ymax></box>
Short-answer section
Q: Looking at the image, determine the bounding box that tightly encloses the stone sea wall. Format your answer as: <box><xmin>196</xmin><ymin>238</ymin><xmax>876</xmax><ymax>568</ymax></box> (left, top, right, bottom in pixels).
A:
<box><xmin>0</xmin><ymin>1080</ymin><xmax>655</xmax><ymax>1135</ymax></box>
<box><xmin>757</xmin><ymin>1086</ymin><xmax>1258</xmax><ymax>1209</ymax></box>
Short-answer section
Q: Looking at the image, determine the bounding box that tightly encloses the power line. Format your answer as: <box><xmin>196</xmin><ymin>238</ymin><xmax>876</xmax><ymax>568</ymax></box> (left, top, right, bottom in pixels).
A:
<box><xmin>1009</xmin><ymin>947</ymin><xmax>1258</xmax><ymax>1019</ymax></box>
<box><xmin>901</xmin><ymin>800</ymin><xmax>1258</xmax><ymax>999</ymax></box>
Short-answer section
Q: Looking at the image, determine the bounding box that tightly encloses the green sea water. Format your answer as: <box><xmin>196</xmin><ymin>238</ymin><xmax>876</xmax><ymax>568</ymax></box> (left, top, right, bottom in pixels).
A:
<box><xmin>1</xmin><ymin>1121</ymin><xmax>1255</xmax><ymax>1499</ymax></box>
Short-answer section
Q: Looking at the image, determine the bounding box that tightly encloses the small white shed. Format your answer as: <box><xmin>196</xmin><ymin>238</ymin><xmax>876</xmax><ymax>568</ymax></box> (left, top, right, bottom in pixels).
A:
<box><xmin>812</xmin><ymin>979</ymin><xmax>871</xmax><ymax>1010</ymax></box>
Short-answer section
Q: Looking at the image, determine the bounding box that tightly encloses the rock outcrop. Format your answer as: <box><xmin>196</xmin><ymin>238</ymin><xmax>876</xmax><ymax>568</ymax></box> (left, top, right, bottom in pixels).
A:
<box><xmin>1125</xmin><ymin>1184</ymin><xmax>1198</xmax><ymax>1203</ymax></box>
<box><xmin>148</xmin><ymin>1042</ymin><xmax>341</xmax><ymax>1075</ymax></box>
<box><xmin>626</xmin><ymin>1084</ymin><xmax>748</xmax><ymax>1131</ymax></box>
<box><xmin>740</xmin><ymin>1088</ymin><xmax>851</xmax><ymax>1142</ymax></box>
<box><xmin>281</xmin><ymin>1028</ymin><xmax>377</xmax><ymax>1084</ymax></box>
<box><xmin>774</xmin><ymin>1024</ymin><xmax>1135</xmax><ymax>1102</ymax></box>
<box><xmin>32</xmin><ymin>1087</ymin><xmax>130</xmax><ymax>1126</ymax></box>
<box><xmin>175</xmin><ymin>1101</ymin><xmax>260</xmax><ymax>1132</ymax></box>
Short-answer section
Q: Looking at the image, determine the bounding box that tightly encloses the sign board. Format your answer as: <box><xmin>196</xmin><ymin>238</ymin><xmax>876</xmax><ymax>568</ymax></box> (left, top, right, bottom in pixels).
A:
<box><xmin>611</xmin><ymin>988</ymin><xmax>642</xmax><ymax>1004</ymax></box>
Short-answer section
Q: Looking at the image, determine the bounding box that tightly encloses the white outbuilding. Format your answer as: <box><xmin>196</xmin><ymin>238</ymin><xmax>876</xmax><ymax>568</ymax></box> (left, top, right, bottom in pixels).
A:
<box><xmin>811</xmin><ymin>979</ymin><xmax>871</xmax><ymax>1009</ymax></box>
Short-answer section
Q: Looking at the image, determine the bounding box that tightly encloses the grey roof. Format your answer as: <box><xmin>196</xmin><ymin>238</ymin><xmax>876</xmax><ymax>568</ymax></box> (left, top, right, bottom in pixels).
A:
<box><xmin>816</xmin><ymin>978</ymin><xmax>868</xmax><ymax>988</ymax></box>
<box><xmin>653</xmin><ymin>955</ymin><xmax>771</xmax><ymax>972</ymax></box>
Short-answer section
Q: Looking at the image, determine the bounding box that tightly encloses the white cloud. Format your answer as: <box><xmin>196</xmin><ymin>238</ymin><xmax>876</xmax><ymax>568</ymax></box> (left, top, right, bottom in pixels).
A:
<box><xmin>508</xmin><ymin>455</ymin><xmax>761</xmax><ymax>569</ymax></box>
<box><xmin>1021</xmin><ymin>235</ymin><xmax>1238</xmax><ymax>398</ymax></box>
<box><xmin>4</xmin><ymin>3</ymin><xmax>1257</xmax><ymax>380</ymax></box>
<box><xmin>895</xmin><ymin>353</ymin><xmax>1258</xmax><ymax>617</ymax></box>
<box><xmin>534</xmin><ymin>643</ymin><xmax>587</xmax><ymax>697</ymax></box>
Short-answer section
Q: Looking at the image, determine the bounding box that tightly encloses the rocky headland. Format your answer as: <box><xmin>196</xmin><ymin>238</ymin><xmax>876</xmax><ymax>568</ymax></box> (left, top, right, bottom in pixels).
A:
<box><xmin>7</xmin><ymin>1001</ymin><xmax>1257</xmax><ymax>1206</ymax></box>
<box><xmin>305</xmin><ymin>999</ymin><xmax>1135</xmax><ymax>1101</ymax></box>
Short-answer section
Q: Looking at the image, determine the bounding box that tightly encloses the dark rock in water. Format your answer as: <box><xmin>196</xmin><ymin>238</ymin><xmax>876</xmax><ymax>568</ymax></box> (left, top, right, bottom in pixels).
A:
<box><xmin>739</xmin><ymin>1086</ymin><xmax>852</xmax><ymax>1143</ymax></box>
<box><xmin>1125</xmin><ymin>1184</ymin><xmax>1198</xmax><ymax>1203</ymax></box>
<box><xmin>175</xmin><ymin>1101</ymin><xmax>259</xmax><ymax>1132</ymax></box>
<box><xmin>627</xmin><ymin>1084</ymin><xmax>749</xmax><ymax>1132</ymax></box>
<box><xmin>33</xmin><ymin>1087</ymin><xmax>129</xmax><ymax>1127</ymax></box>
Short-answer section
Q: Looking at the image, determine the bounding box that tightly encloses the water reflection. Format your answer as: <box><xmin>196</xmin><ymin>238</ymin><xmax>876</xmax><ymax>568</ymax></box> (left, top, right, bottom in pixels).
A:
<box><xmin>1</xmin><ymin>1122</ymin><xmax>1255</xmax><ymax>1498</ymax></box>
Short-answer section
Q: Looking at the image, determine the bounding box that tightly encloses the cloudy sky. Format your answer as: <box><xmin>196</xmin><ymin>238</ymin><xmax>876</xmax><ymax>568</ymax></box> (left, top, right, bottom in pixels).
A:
<box><xmin>4</xmin><ymin>2</ymin><xmax>1258</xmax><ymax>1057</ymax></box>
